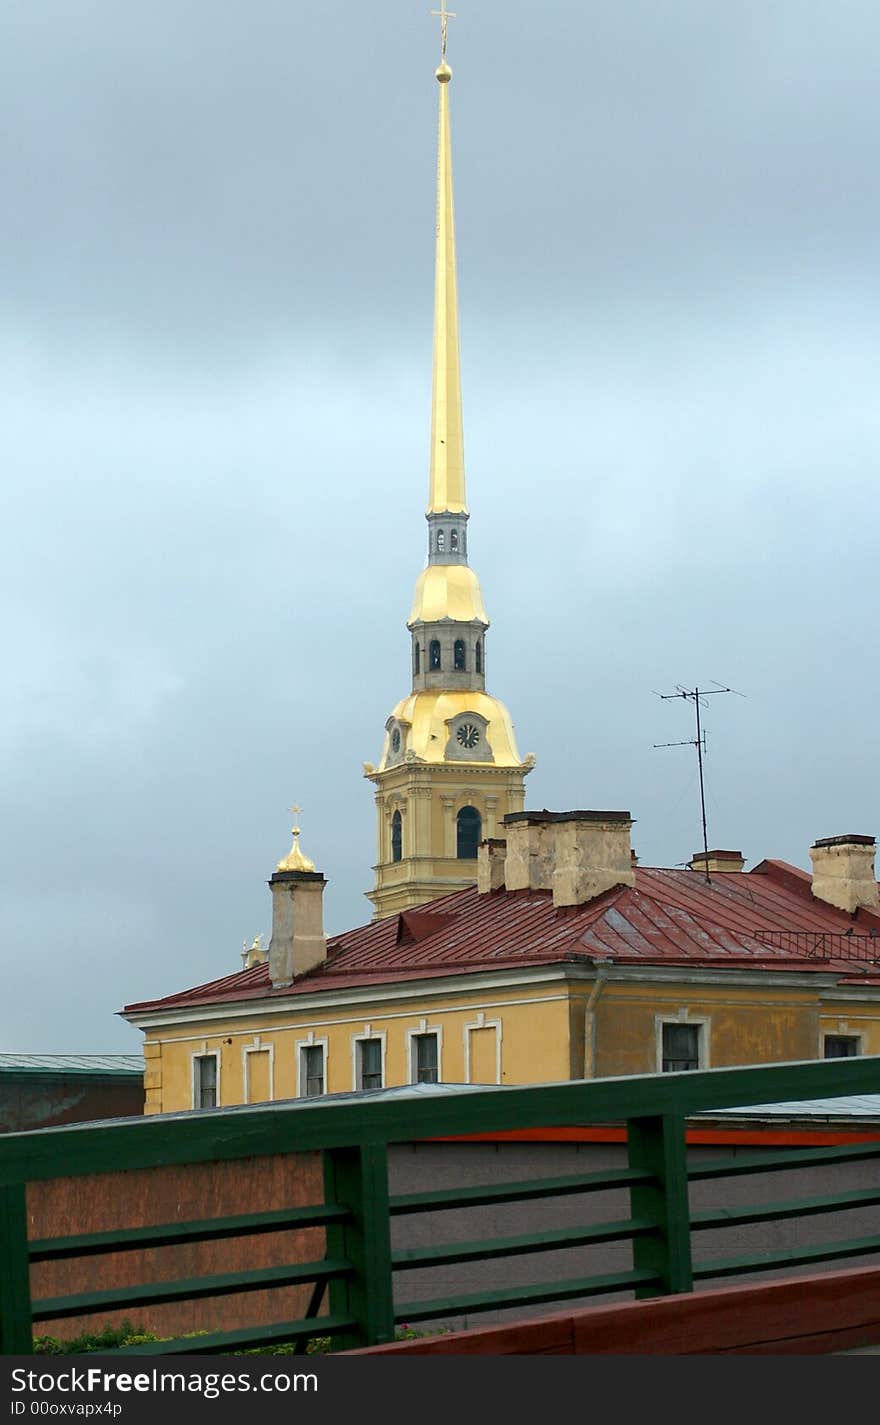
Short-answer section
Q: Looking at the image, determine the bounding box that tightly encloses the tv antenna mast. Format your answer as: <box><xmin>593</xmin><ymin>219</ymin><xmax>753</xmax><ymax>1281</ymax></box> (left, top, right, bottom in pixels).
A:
<box><xmin>653</xmin><ymin>682</ymin><xmax>744</xmax><ymax>883</ymax></box>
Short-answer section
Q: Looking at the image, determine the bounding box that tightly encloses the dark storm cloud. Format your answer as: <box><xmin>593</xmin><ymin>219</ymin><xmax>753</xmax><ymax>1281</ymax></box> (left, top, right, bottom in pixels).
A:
<box><xmin>6</xmin><ymin>1</ymin><xmax>880</xmax><ymax>347</ymax></box>
<box><xmin>3</xmin><ymin>1</ymin><xmax>879</xmax><ymax>1050</ymax></box>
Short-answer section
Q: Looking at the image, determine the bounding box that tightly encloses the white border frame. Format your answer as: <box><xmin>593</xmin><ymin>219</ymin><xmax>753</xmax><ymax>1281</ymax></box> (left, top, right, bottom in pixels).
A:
<box><xmin>242</xmin><ymin>1036</ymin><xmax>275</xmax><ymax>1103</ymax></box>
<box><xmin>463</xmin><ymin>1011</ymin><xmax>502</xmax><ymax>1084</ymax></box>
<box><xmin>191</xmin><ymin>1047</ymin><xmax>221</xmax><ymax>1109</ymax></box>
<box><xmin>296</xmin><ymin>1030</ymin><xmax>330</xmax><ymax>1097</ymax></box>
<box><xmin>654</xmin><ymin>1011</ymin><xmax>711</xmax><ymax>1074</ymax></box>
<box><xmin>351</xmin><ymin>1025</ymin><xmax>387</xmax><ymax>1091</ymax></box>
<box><xmin>821</xmin><ymin>1028</ymin><xmax>864</xmax><ymax>1059</ymax></box>
<box><xmin>406</xmin><ymin>1018</ymin><xmax>444</xmax><ymax>1085</ymax></box>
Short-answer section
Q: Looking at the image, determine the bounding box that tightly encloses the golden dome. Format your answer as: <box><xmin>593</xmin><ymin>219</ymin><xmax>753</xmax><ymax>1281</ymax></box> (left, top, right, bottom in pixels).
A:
<box><xmin>435</xmin><ymin>62</ymin><xmax>452</xmax><ymax>82</ymax></box>
<box><xmin>408</xmin><ymin>564</ymin><xmax>489</xmax><ymax>626</ymax></box>
<box><xmin>276</xmin><ymin>827</ymin><xmax>316</xmax><ymax>874</ymax></box>
<box><xmin>378</xmin><ymin>690</ymin><xmax>525</xmax><ymax>769</ymax></box>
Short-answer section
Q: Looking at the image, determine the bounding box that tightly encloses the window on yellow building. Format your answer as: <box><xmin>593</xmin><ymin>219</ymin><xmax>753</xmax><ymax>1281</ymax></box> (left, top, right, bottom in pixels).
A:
<box><xmin>661</xmin><ymin>1023</ymin><xmax>701</xmax><ymax>1072</ymax></box>
<box><xmin>301</xmin><ymin>1044</ymin><xmax>325</xmax><ymax>1096</ymax></box>
<box><xmin>412</xmin><ymin>1033</ymin><xmax>439</xmax><ymax>1084</ymax></box>
<box><xmin>824</xmin><ymin>1035</ymin><xmax>860</xmax><ymax>1058</ymax></box>
<box><xmin>193</xmin><ymin>1053</ymin><xmax>218</xmax><ymax>1108</ymax></box>
<box><xmin>357</xmin><ymin>1039</ymin><xmax>383</xmax><ymax>1091</ymax></box>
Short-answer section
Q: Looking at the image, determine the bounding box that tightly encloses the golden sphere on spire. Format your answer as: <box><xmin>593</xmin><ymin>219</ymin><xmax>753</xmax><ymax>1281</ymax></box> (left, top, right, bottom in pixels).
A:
<box><xmin>435</xmin><ymin>62</ymin><xmax>452</xmax><ymax>82</ymax></box>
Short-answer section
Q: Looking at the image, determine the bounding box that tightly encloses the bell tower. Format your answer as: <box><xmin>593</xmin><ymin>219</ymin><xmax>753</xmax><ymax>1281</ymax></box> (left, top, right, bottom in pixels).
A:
<box><xmin>364</xmin><ymin>25</ymin><xmax>534</xmax><ymax>919</ymax></box>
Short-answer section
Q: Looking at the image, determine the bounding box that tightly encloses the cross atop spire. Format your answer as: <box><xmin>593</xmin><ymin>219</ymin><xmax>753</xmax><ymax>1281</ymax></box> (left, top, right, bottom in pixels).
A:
<box><xmin>431</xmin><ymin>4</ymin><xmax>456</xmax><ymax>63</ymax></box>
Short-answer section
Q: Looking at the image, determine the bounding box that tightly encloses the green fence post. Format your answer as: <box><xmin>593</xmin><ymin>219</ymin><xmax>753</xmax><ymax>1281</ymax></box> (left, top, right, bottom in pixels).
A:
<box><xmin>324</xmin><ymin>1142</ymin><xmax>395</xmax><ymax>1348</ymax></box>
<box><xmin>627</xmin><ymin>1114</ymin><xmax>693</xmax><ymax>1298</ymax></box>
<box><xmin>0</xmin><ymin>1183</ymin><xmax>34</xmax><ymax>1353</ymax></box>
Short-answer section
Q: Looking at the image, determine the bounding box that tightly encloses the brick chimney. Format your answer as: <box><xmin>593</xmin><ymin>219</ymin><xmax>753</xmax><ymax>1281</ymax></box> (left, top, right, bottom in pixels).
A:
<box><xmin>688</xmin><ymin>849</ymin><xmax>746</xmax><ymax>875</ymax></box>
<box><xmin>502</xmin><ymin>810</ymin><xmax>635</xmax><ymax>907</ymax></box>
<box><xmin>809</xmin><ymin>834</ymin><xmax>879</xmax><ymax>915</ymax></box>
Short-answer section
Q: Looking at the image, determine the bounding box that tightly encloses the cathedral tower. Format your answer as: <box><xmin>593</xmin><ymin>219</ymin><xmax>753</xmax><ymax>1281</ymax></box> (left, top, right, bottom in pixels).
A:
<box><xmin>364</xmin><ymin>28</ymin><xmax>534</xmax><ymax>920</ymax></box>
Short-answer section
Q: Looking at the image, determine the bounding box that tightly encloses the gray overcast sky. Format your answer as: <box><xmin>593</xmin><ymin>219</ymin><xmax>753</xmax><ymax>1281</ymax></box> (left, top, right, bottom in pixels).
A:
<box><xmin>4</xmin><ymin>1</ymin><xmax>879</xmax><ymax>1052</ymax></box>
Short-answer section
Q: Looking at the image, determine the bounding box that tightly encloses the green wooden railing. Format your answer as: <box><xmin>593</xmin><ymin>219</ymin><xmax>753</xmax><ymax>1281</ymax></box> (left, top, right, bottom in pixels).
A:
<box><xmin>4</xmin><ymin>1055</ymin><xmax>880</xmax><ymax>1354</ymax></box>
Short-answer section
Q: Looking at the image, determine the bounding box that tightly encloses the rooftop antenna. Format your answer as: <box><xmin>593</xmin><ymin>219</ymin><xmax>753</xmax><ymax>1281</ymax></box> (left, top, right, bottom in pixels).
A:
<box><xmin>652</xmin><ymin>682</ymin><xmax>744</xmax><ymax>884</ymax></box>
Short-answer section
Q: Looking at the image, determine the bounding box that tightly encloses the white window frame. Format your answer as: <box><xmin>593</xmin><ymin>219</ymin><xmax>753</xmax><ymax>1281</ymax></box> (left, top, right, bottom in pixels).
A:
<box><xmin>821</xmin><ymin>1030</ymin><xmax>863</xmax><ymax>1059</ymax></box>
<box><xmin>296</xmin><ymin>1032</ymin><xmax>330</xmax><ymax>1098</ymax></box>
<box><xmin>241</xmin><ymin>1037</ymin><xmax>275</xmax><ymax>1104</ymax></box>
<box><xmin>406</xmin><ymin>1019</ymin><xmax>443</xmax><ymax>1085</ymax></box>
<box><xmin>655</xmin><ymin>1012</ymin><xmax>711</xmax><ymax>1074</ymax></box>
<box><xmin>191</xmin><ymin>1048</ymin><xmax>221</xmax><ymax>1109</ymax></box>
<box><xmin>463</xmin><ymin>1012</ymin><xmax>502</xmax><ymax>1084</ymax></box>
<box><xmin>352</xmin><ymin>1026</ymin><xmax>387</xmax><ymax>1092</ymax></box>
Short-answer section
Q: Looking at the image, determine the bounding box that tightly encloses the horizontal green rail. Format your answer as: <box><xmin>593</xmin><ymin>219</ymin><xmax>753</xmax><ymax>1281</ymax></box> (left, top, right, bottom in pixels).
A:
<box><xmin>32</xmin><ymin>1257</ymin><xmax>352</xmax><ymax>1323</ymax></box>
<box><xmin>396</xmin><ymin>1267</ymin><xmax>661</xmax><ymax>1325</ymax></box>
<box><xmin>29</xmin><ymin>1203</ymin><xmax>350</xmax><ymax>1262</ymax></box>
<box><xmin>5</xmin><ymin>1055</ymin><xmax>880</xmax><ymax>1187</ymax></box>
<box><xmin>688</xmin><ymin>1139</ymin><xmax>880</xmax><ymax>1182</ymax></box>
<box><xmin>392</xmin><ymin>1216</ymin><xmax>655</xmax><ymax>1272</ymax></box>
<box><xmin>115</xmin><ymin>1314</ymin><xmax>357</xmax><ymax>1356</ymax></box>
<box><xmin>389</xmin><ymin>1164</ymin><xmax>653</xmax><ymax>1215</ymax></box>
<box><xmin>693</xmin><ymin>1232</ymin><xmax>880</xmax><ymax>1281</ymax></box>
<box><xmin>690</xmin><ymin>1185</ymin><xmax>880</xmax><ymax>1233</ymax></box>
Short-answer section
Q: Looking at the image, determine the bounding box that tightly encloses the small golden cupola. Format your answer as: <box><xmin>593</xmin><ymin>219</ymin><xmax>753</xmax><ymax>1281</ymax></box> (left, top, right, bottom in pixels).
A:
<box><xmin>276</xmin><ymin>809</ymin><xmax>316</xmax><ymax>873</ymax></box>
<box><xmin>364</xmin><ymin>17</ymin><xmax>534</xmax><ymax>921</ymax></box>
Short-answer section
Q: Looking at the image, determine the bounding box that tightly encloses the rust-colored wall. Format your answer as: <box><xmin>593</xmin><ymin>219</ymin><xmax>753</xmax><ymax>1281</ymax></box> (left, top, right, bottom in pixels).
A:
<box><xmin>28</xmin><ymin>1152</ymin><xmax>323</xmax><ymax>1343</ymax></box>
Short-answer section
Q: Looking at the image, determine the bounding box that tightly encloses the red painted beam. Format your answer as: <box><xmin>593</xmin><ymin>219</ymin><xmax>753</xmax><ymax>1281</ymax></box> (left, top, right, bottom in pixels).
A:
<box><xmin>348</xmin><ymin>1265</ymin><xmax>880</xmax><ymax>1355</ymax></box>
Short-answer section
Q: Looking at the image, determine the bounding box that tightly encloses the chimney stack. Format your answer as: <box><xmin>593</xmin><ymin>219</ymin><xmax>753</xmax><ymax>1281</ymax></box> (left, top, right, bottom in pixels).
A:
<box><xmin>477</xmin><ymin>838</ymin><xmax>507</xmax><ymax>893</ymax></box>
<box><xmin>809</xmin><ymin>834</ymin><xmax>879</xmax><ymax>915</ymax></box>
<box><xmin>267</xmin><ymin>819</ymin><xmax>327</xmax><ymax>987</ymax></box>
<box><xmin>502</xmin><ymin>810</ymin><xmax>635</xmax><ymax>907</ymax></box>
<box><xmin>267</xmin><ymin>871</ymin><xmax>327</xmax><ymax>987</ymax></box>
<box><xmin>688</xmin><ymin>849</ymin><xmax>745</xmax><ymax>875</ymax></box>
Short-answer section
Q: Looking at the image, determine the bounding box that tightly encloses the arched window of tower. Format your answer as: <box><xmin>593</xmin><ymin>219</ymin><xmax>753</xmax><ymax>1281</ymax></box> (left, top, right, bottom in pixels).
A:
<box><xmin>454</xmin><ymin>639</ymin><xmax>466</xmax><ymax>671</ymax></box>
<box><xmin>430</xmin><ymin>639</ymin><xmax>441</xmax><ymax>670</ymax></box>
<box><xmin>457</xmin><ymin>805</ymin><xmax>482</xmax><ymax>860</ymax></box>
<box><xmin>436</xmin><ymin>529</ymin><xmax>445</xmax><ymax>553</ymax></box>
<box><xmin>475</xmin><ymin>640</ymin><xmax>482</xmax><ymax>674</ymax></box>
<box><xmin>391</xmin><ymin>810</ymin><xmax>403</xmax><ymax>863</ymax></box>
<box><xmin>450</xmin><ymin>529</ymin><xmax>459</xmax><ymax>551</ymax></box>
<box><xmin>414</xmin><ymin>642</ymin><xmax>420</xmax><ymax>675</ymax></box>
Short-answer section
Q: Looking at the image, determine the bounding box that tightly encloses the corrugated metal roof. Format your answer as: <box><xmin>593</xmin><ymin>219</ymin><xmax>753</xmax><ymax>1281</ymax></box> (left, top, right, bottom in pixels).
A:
<box><xmin>123</xmin><ymin>859</ymin><xmax>880</xmax><ymax>1016</ymax></box>
<box><xmin>0</xmin><ymin>1054</ymin><xmax>144</xmax><ymax>1076</ymax></box>
<box><xmin>711</xmin><ymin>1095</ymin><xmax>880</xmax><ymax>1119</ymax></box>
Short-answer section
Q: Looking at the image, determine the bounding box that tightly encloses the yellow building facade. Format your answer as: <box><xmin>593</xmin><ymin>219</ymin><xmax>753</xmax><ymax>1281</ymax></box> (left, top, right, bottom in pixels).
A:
<box><xmin>134</xmin><ymin>957</ymin><xmax>880</xmax><ymax>1116</ymax></box>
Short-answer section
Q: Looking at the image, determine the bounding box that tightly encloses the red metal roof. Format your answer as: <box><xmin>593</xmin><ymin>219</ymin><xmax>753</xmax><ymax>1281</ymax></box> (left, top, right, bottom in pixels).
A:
<box><xmin>123</xmin><ymin>860</ymin><xmax>880</xmax><ymax>1016</ymax></box>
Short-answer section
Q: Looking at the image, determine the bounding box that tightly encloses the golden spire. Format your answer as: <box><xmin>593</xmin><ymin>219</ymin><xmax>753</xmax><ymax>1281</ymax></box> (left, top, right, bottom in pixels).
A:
<box><xmin>427</xmin><ymin>6</ymin><xmax>467</xmax><ymax>516</ymax></box>
<box><xmin>276</xmin><ymin>803</ymin><xmax>316</xmax><ymax>873</ymax></box>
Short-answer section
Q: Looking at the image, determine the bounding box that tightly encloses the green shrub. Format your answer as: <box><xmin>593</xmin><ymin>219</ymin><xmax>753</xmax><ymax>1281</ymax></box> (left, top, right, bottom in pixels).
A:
<box><xmin>34</xmin><ymin>1320</ymin><xmax>446</xmax><ymax>1355</ymax></box>
<box><xmin>33</xmin><ymin>1321</ymin><xmax>161</xmax><ymax>1355</ymax></box>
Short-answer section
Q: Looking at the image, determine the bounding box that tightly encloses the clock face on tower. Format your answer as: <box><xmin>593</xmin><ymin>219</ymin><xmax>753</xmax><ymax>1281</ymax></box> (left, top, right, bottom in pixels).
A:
<box><xmin>456</xmin><ymin>722</ymin><xmax>480</xmax><ymax>750</ymax></box>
